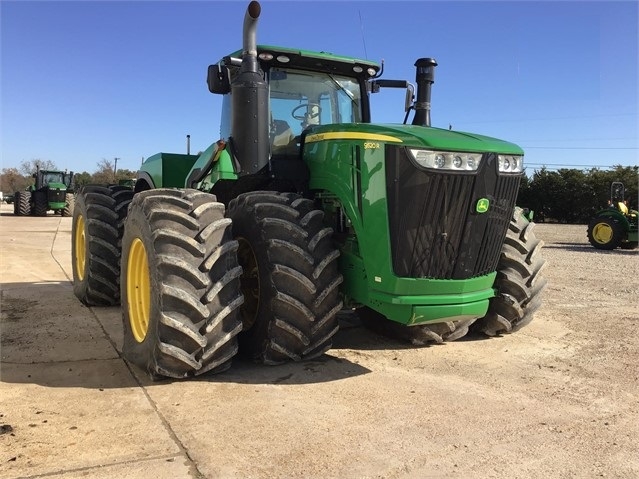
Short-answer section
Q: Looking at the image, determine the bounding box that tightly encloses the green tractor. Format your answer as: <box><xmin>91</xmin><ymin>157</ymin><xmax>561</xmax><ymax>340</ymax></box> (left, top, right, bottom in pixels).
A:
<box><xmin>587</xmin><ymin>182</ymin><xmax>638</xmax><ymax>250</ymax></box>
<box><xmin>14</xmin><ymin>167</ymin><xmax>75</xmax><ymax>217</ymax></box>
<box><xmin>72</xmin><ymin>1</ymin><xmax>547</xmax><ymax>379</ymax></box>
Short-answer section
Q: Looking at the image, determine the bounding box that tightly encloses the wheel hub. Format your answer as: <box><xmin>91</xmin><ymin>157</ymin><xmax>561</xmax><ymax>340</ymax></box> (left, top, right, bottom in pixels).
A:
<box><xmin>593</xmin><ymin>222</ymin><xmax>613</xmax><ymax>244</ymax></box>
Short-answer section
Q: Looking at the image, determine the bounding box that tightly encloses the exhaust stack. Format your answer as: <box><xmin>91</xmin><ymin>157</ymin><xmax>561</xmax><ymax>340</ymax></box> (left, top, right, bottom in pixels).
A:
<box><xmin>412</xmin><ymin>58</ymin><xmax>437</xmax><ymax>127</ymax></box>
<box><xmin>231</xmin><ymin>0</ymin><xmax>269</xmax><ymax>175</ymax></box>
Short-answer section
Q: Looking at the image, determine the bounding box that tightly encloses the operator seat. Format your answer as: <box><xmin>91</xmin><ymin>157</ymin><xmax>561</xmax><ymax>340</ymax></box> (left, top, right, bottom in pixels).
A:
<box><xmin>618</xmin><ymin>202</ymin><xmax>629</xmax><ymax>215</ymax></box>
<box><xmin>271</xmin><ymin>119</ymin><xmax>296</xmax><ymax>154</ymax></box>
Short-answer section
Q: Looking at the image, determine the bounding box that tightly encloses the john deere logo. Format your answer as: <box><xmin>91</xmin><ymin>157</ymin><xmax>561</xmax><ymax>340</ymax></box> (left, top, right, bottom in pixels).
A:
<box><xmin>476</xmin><ymin>198</ymin><xmax>490</xmax><ymax>213</ymax></box>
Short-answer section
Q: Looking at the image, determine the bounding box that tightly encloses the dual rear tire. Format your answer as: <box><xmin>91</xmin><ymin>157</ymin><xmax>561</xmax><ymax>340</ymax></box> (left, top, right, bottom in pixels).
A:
<box><xmin>13</xmin><ymin>191</ymin><xmax>31</xmax><ymax>216</ymax></box>
<box><xmin>73</xmin><ymin>188</ymin><xmax>341</xmax><ymax>379</ymax></box>
<box><xmin>120</xmin><ymin>189</ymin><xmax>244</xmax><ymax>378</ymax></box>
<box><xmin>72</xmin><ymin>185</ymin><xmax>134</xmax><ymax>306</ymax></box>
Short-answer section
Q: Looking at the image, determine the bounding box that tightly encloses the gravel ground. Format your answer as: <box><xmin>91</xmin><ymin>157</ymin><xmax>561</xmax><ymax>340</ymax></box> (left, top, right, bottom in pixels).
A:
<box><xmin>1</xmin><ymin>209</ymin><xmax>638</xmax><ymax>479</ymax></box>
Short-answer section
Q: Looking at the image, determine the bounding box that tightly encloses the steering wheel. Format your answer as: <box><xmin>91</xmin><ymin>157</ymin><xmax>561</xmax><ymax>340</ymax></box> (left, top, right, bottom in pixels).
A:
<box><xmin>291</xmin><ymin>103</ymin><xmax>321</xmax><ymax>121</ymax></box>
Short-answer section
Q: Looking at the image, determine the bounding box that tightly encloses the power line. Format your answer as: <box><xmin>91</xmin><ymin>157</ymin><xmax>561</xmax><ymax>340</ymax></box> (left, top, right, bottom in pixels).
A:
<box><xmin>516</xmin><ymin>136</ymin><xmax>635</xmax><ymax>142</ymax></box>
<box><xmin>522</xmin><ymin>146</ymin><xmax>638</xmax><ymax>150</ymax></box>
<box><xmin>526</xmin><ymin>163</ymin><xmax>637</xmax><ymax>169</ymax></box>
<box><xmin>455</xmin><ymin>112</ymin><xmax>636</xmax><ymax>125</ymax></box>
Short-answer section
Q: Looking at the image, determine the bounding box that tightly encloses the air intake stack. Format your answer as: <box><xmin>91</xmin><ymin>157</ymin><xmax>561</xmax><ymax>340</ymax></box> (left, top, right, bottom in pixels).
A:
<box><xmin>412</xmin><ymin>57</ymin><xmax>437</xmax><ymax>127</ymax></box>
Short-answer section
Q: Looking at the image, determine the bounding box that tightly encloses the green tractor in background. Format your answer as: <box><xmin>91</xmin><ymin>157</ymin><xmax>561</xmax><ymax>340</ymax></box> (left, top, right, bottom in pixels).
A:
<box><xmin>14</xmin><ymin>167</ymin><xmax>75</xmax><ymax>217</ymax></box>
<box><xmin>71</xmin><ymin>1</ymin><xmax>547</xmax><ymax>379</ymax></box>
<box><xmin>587</xmin><ymin>182</ymin><xmax>638</xmax><ymax>250</ymax></box>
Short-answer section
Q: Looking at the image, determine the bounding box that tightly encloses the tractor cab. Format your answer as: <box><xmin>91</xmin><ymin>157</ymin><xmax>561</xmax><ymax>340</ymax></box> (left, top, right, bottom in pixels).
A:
<box><xmin>208</xmin><ymin>47</ymin><xmax>376</xmax><ymax>154</ymax></box>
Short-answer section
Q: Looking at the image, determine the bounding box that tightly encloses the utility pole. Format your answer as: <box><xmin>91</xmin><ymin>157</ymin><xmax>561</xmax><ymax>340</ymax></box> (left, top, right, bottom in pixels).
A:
<box><xmin>114</xmin><ymin>157</ymin><xmax>120</xmax><ymax>182</ymax></box>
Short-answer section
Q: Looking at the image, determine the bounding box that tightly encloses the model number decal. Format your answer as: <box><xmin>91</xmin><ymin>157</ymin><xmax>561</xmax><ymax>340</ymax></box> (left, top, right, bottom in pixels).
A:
<box><xmin>364</xmin><ymin>142</ymin><xmax>380</xmax><ymax>150</ymax></box>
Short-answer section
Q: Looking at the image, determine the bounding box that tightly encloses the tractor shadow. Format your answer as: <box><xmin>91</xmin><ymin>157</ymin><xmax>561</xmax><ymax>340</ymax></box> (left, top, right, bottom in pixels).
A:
<box><xmin>1</xmin><ymin>281</ymin><xmax>374</xmax><ymax>388</ymax></box>
<box><xmin>0</xmin><ymin>282</ymin><xmax>528</xmax><ymax>390</ymax></box>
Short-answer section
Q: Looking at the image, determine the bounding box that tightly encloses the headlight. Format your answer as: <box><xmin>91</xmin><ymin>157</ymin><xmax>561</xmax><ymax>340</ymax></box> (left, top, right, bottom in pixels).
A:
<box><xmin>408</xmin><ymin>149</ymin><xmax>482</xmax><ymax>171</ymax></box>
<box><xmin>498</xmin><ymin>154</ymin><xmax>524</xmax><ymax>173</ymax></box>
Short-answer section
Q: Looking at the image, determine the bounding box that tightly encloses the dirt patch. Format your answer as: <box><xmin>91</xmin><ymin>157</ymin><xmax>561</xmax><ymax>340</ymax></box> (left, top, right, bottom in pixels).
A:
<box><xmin>0</xmin><ymin>298</ymin><xmax>38</xmax><ymax>323</ymax></box>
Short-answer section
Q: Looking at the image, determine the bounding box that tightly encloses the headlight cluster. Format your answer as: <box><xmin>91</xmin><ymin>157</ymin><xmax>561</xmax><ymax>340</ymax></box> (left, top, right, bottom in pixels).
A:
<box><xmin>498</xmin><ymin>154</ymin><xmax>524</xmax><ymax>173</ymax></box>
<box><xmin>408</xmin><ymin>149</ymin><xmax>482</xmax><ymax>171</ymax></box>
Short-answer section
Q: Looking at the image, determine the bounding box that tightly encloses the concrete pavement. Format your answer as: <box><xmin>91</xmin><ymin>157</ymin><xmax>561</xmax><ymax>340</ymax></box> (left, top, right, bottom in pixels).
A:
<box><xmin>3</xmin><ymin>204</ymin><xmax>639</xmax><ymax>479</ymax></box>
<box><xmin>1</xmin><ymin>206</ymin><xmax>197</xmax><ymax>478</ymax></box>
<box><xmin>0</xmin><ymin>205</ymin><xmax>371</xmax><ymax>479</ymax></box>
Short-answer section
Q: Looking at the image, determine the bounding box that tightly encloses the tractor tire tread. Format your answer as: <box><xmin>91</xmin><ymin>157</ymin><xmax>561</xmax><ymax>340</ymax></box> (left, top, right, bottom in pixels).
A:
<box><xmin>228</xmin><ymin>191</ymin><xmax>342</xmax><ymax>364</ymax></box>
<box><xmin>471</xmin><ymin>206</ymin><xmax>547</xmax><ymax>336</ymax></box>
<box><xmin>14</xmin><ymin>191</ymin><xmax>31</xmax><ymax>216</ymax></box>
<box><xmin>121</xmin><ymin>189</ymin><xmax>243</xmax><ymax>379</ymax></box>
<box><xmin>72</xmin><ymin>185</ymin><xmax>135</xmax><ymax>306</ymax></box>
<box><xmin>63</xmin><ymin>193</ymin><xmax>75</xmax><ymax>217</ymax></box>
<box><xmin>34</xmin><ymin>192</ymin><xmax>48</xmax><ymax>216</ymax></box>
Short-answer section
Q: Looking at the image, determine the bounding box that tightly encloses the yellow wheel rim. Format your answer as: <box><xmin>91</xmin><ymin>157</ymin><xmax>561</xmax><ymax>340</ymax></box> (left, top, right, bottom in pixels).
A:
<box><xmin>592</xmin><ymin>222</ymin><xmax>613</xmax><ymax>244</ymax></box>
<box><xmin>74</xmin><ymin>214</ymin><xmax>86</xmax><ymax>281</ymax></box>
<box><xmin>127</xmin><ymin>238</ymin><xmax>151</xmax><ymax>343</ymax></box>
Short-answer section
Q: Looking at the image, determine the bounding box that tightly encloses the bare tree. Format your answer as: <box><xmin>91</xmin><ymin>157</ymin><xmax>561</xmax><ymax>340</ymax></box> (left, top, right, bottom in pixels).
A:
<box><xmin>19</xmin><ymin>159</ymin><xmax>57</xmax><ymax>176</ymax></box>
<box><xmin>0</xmin><ymin>168</ymin><xmax>31</xmax><ymax>193</ymax></box>
<box><xmin>92</xmin><ymin>158</ymin><xmax>116</xmax><ymax>185</ymax></box>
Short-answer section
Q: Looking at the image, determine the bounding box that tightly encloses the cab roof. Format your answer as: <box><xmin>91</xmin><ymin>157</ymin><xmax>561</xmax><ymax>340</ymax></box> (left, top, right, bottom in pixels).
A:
<box><xmin>224</xmin><ymin>44</ymin><xmax>381</xmax><ymax>79</ymax></box>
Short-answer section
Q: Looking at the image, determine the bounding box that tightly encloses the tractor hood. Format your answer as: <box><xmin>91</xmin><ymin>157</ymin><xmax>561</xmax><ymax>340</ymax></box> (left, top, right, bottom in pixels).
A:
<box><xmin>305</xmin><ymin>123</ymin><xmax>524</xmax><ymax>156</ymax></box>
<box><xmin>46</xmin><ymin>182</ymin><xmax>67</xmax><ymax>190</ymax></box>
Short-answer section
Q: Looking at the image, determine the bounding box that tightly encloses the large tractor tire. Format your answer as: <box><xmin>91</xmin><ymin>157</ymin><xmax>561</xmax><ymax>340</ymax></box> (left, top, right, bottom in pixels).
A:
<box><xmin>587</xmin><ymin>216</ymin><xmax>623</xmax><ymax>250</ymax></box>
<box><xmin>33</xmin><ymin>191</ymin><xmax>48</xmax><ymax>216</ymax></box>
<box><xmin>471</xmin><ymin>207</ymin><xmax>547</xmax><ymax>336</ymax></box>
<box><xmin>121</xmin><ymin>189</ymin><xmax>244</xmax><ymax>379</ymax></box>
<box><xmin>62</xmin><ymin>193</ymin><xmax>75</xmax><ymax>217</ymax></box>
<box><xmin>227</xmin><ymin>191</ymin><xmax>342</xmax><ymax>364</ymax></box>
<box><xmin>72</xmin><ymin>185</ymin><xmax>135</xmax><ymax>306</ymax></box>
<box><xmin>14</xmin><ymin>191</ymin><xmax>31</xmax><ymax>216</ymax></box>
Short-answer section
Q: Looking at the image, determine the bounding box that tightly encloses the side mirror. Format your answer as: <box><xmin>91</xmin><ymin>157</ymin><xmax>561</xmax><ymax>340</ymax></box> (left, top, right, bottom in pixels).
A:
<box><xmin>404</xmin><ymin>83</ymin><xmax>415</xmax><ymax>113</ymax></box>
<box><xmin>370</xmin><ymin>79</ymin><xmax>415</xmax><ymax>112</ymax></box>
<box><xmin>207</xmin><ymin>64</ymin><xmax>231</xmax><ymax>94</ymax></box>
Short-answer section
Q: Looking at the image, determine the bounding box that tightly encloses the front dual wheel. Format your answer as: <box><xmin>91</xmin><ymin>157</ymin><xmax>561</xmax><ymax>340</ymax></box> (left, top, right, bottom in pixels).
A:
<box><xmin>227</xmin><ymin>191</ymin><xmax>343</xmax><ymax>364</ymax></box>
<box><xmin>120</xmin><ymin>189</ymin><xmax>244</xmax><ymax>379</ymax></box>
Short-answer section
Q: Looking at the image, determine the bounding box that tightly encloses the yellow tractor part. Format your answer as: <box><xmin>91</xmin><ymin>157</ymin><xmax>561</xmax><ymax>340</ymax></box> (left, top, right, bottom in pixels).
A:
<box><xmin>592</xmin><ymin>221</ymin><xmax>613</xmax><ymax>244</ymax></box>
<box><xmin>74</xmin><ymin>214</ymin><xmax>86</xmax><ymax>281</ymax></box>
<box><xmin>127</xmin><ymin>238</ymin><xmax>151</xmax><ymax>342</ymax></box>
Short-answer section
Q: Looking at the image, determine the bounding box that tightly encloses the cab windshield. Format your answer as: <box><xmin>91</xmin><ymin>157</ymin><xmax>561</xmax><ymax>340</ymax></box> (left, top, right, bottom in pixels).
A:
<box><xmin>268</xmin><ymin>67</ymin><xmax>362</xmax><ymax>148</ymax></box>
<box><xmin>42</xmin><ymin>172</ymin><xmax>65</xmax><ymax>186</ymax></box>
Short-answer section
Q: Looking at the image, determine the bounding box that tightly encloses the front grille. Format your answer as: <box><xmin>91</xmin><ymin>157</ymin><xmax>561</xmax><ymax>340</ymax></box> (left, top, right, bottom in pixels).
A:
<box><xmin>385</xmin><ymin>146</ymin><xmax>520</xmax><ymax>279</ymax></box>
<box><xmin>48</xmin><ymin>189</ymin><xmax>66</xmax><ymax>203</ymax></box>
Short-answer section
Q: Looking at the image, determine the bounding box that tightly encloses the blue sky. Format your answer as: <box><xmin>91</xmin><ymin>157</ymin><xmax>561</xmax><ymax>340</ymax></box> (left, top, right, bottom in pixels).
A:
<box><xmin>2</xmin><ymin>0</ymin><xmax>637</xmax><ymax>175</ymax></box>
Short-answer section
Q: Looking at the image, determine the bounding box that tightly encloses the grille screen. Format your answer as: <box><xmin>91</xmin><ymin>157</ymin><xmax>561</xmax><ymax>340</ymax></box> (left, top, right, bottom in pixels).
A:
<box><xmin>48</xmin><ymin>190</ymin><xmax>66</xmax><ymax>203</ymax></box>
<box><xmin>385</xmin><ymin>146</ymin><xmax>520</xmax><ymax>279</ymax></box>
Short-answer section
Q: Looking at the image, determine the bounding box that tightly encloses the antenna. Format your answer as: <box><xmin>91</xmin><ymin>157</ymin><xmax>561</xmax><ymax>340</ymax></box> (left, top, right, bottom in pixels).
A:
<box><xmin>359</xmin><ymin>10</ymin><xmax>368</xmax><ymax>59</ymax></box>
